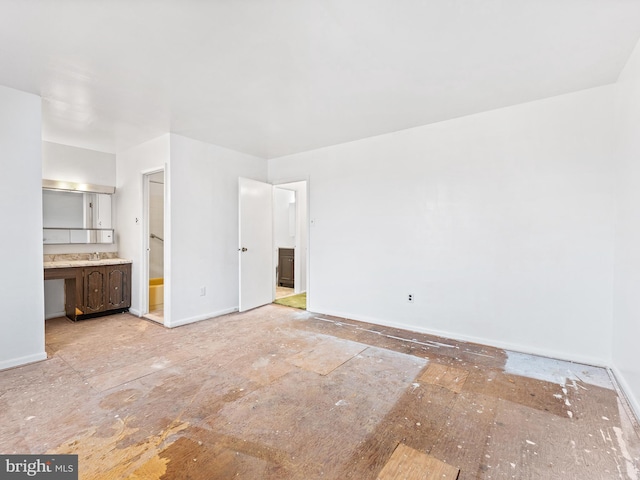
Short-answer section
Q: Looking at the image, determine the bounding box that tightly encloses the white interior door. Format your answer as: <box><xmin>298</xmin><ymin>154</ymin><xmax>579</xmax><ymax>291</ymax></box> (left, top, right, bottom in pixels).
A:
<box><xmin>239</xmin><ymin>177</ymin><xmax>273</xmax><ymax>312</ymax></box>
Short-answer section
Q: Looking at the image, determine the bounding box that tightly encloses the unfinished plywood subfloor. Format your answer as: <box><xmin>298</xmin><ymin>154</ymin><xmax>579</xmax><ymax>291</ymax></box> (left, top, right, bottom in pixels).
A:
<box><xmin>0</xmin><ymin>305</ymin><xmax>638</xmax><ymax>479</ymax></box>
<box><xmin>419</xmin><ymin>362</ymin><xmax>469</xmax><ymax>393</ymax></box>
<box><xmin>377</xmin><ymin>443</ymin><xmax>459</xmax><ymax>480</ymax></box>
<box><xmin>143</xmin><ymin>310</ymin><xmax>164</xmax><ymax>324</ymax></box>
<box><xmin>275</xmin><ymin>286</ymin><xmax>295</xmax><ymax>299</ymax></box>
<box><xmin>285</xmin><ymin>336</ymin><xmax>368</xmax><ymax>375</ymax></box>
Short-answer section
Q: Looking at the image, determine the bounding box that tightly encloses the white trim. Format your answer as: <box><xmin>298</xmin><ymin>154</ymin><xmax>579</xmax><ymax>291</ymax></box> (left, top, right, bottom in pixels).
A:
<box><xmin>163</xmin><ymin>162</ymin><xmax>171</xmax><ymax>328</ymax></box>
<box><xmin>45</xmin><ymin>311</ymin><xmax>66</xmax><ymax>320</ymax></box>
<box><xmin>0</xmin><ymin>352</ymin><xmax>48</xmax><ymax>371</ymax></box>
<box><xmin>610</xmin><ymin>365</ymin><xmax>640</xmax><ymax>425</ymax></box>
<box><xmin>312</xmin><ymin>307</ymin><xmax>610</xmax><ymax>368</ymax></box>
<box><xmin>270</xmin><ymin>186</ymin><xmax>277</xmax><ymax>303</ymax></box>
<box><xmin>129</xmin><ymin>307</ymin><xmax>142</xmax><ymax>317</ymax></box>
<box><xmin>165</xmin><ymin>307</ymin><xmax>238</xmax><ymax>328</ymax></box>
<box><xmin>140</xmin><ymin>167</ymin><xmax>168</xmax><ymax>326</ymax></box>
<box><xmin>140</xmin><ymin>171</ymin><xmax>151</xmax><ymax>317</ymax></box>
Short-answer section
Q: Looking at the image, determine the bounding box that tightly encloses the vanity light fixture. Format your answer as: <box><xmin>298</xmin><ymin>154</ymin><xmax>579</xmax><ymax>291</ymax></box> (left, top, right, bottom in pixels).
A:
<box><xmin>42</xmin><ymin>179</ymin><xmax>115</xmax><ymax>194</ymax></box>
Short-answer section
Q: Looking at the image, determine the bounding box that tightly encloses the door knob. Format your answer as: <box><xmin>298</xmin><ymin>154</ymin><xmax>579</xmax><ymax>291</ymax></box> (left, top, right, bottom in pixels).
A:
<box><xmin>239</xmin><ymin>247</ymin><xmax>248</xmax><ymax>252</ymax></box>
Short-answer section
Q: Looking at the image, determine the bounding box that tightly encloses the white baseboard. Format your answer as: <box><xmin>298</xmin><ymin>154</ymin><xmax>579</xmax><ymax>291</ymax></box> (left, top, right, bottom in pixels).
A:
<box><xmin>312</xmin><ymin>307</ymin><xmax>610</xmax><ymax>368</ymax></box>
<box><xmin>45</xmin><ymin>311</ymin><xmax>66</xmax><ymax>320</ymax></box>
<box><xmin>165</xmin><ymin>307</ymin><xmax>238</xmax><ymax>328</ymax></box>
<box><xmin>0</xmin><ymin>351</ymin><xmax>48</xmax><ymax>371</ymax></box>
<box><xmin>610</xmin><ymin>365</ymin><xmax>640</xmax><ymax>425</ymax></box>
<box><xmin>129</xmin><ymin>307</ymin><xmax>142</xmax><ymax>317</ymax></box>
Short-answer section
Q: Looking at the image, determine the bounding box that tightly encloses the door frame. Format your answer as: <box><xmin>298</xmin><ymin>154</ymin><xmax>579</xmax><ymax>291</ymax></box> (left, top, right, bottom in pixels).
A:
<box><xmin>272</xmin><ymin>178</ymin><xmax>310</xmax><ymax>310</ymax></box>
<box><xmin>141</xmin><ymin>167</ymin><xmax>168</xmax><ymax>325</ymax></box>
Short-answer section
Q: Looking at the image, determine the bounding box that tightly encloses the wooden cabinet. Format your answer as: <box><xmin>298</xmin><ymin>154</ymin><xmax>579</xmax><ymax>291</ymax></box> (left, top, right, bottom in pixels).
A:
<box><xmin>278</xmin><ymin>248</ymin><xmax>295</xmax><ymax>288</ymax></box>
<box><xmin>84</xmin><ymin>266</ymin><xmax>106</xmax><ymax>314</ymax></box>
<box><xmin>81</xmin><ymin>264</ymin><xmax>131</xmax><ymax>317</ymax></box>
<box><xmin>45</xmin><ymin>262</ymin><xmax>131</xmax><ymax>321</ymax></box>
<box><xmin>106</xmin><ymin>263</ymin><xmax>130</xmax><ymax>310</ymax></box>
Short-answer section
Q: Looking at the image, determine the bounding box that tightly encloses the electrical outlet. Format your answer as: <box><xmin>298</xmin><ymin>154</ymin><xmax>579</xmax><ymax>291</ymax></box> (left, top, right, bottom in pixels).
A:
<box><xmin>200</xmin><ymin>286</ymin><xmax>206</xmax><ymax>296</ymax></box>
<box><xmin>408</xmin><ymin>293</ymin><xmax>414</xmax><ymax>303</ymax></box>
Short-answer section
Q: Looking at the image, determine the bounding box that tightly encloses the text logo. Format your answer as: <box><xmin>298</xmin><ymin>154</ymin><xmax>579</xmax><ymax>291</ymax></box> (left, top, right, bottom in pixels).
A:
<box><xmin>0</xmin><ymin>455</ymin><xmax>78</xmax><ymax>479</ymax></box>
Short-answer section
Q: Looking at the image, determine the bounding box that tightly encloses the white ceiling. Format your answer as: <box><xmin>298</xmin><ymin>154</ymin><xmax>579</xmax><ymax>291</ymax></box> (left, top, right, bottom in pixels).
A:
<box><xmin>1</xmin><ymin>1</ymin><xmax>639</xmax><ymax>158</ymax></box>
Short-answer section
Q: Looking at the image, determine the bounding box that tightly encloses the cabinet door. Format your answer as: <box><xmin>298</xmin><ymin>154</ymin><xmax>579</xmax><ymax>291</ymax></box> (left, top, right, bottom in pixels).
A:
<box><xmin>96</xmin><ymin>194</ymin><xmax>112</xmax><ymax>229</ymax></box>
<box><xmin>107</xmin><ymin>264</ymin><xmax>131</xmax><ymax>310</ymax></box>
<box><xmin>278</xmin><ymin>248</ymin><xmax>295</xmax><ymax>287</ymax></box>
<box><xmin>83</xmin><ymin>266</ymin><xmax>106</xmax><ymax>313</ymax></box>
<box><xmin>43</xmin><ymin>229</ymin><xmax>71</xmax><ymax>244</ymax></box>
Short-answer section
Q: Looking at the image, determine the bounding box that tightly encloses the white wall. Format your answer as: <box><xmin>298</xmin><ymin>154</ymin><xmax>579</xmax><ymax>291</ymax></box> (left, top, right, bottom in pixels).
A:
<box><xmin>116</xmin><ymin>134</ymin><xmax>170</xmax><ymax>318</ymax></box>
<box><xmin>43</xmin><ymin>281</ymin><xmax>66</xmax><ymax>320</ymax></box>
<box><xmin>274</xmin><ymin>188</ymin><xmax>296</xmax><ymax>250</ymax></box>
<box><xmin>43</xmin><ymin>141</ymin><xmax>116</xmax><ymax>186</ymax></box>
<box><xmin>0</xmin><ymin>85</ymin><xmax>46</xmax><ymax>370</ymax></box>
<box><xmin>269</xmin><ymin>86</ymin><xmax>616</xmax><ymax>366</ymax></box>
<box><xmin>42</xmin><ymin>141</ymin><xmax>118</xmax><ymax>317</ymax></box>
<box><xmin>612</xmin><ymin>37</ymin><xmax>640</xmax><ymax>418</ymax></box>
<box><xmin>168</xmin><ymin>134</ymin><xmax>267</xmax><ymax>327</ymax></box>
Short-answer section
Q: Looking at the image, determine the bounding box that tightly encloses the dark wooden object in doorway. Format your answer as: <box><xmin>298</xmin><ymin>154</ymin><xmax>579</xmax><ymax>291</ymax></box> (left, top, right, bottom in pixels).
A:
<box><xmin>278</xmin><ymin>248</ymin><xmax>294</xmax><ymax>287</ymax></box>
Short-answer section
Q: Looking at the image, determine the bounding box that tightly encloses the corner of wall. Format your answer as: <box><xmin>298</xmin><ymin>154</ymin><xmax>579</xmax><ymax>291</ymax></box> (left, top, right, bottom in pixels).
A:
<box><xmin>611</xmin><ymin>34</ymin><xmax>640</xmax><ymax>425</ymax></box>
<box><xmin>610</xmin><ymin>366</ymin><xmax>640</xmax><ymax>424</ymax></box>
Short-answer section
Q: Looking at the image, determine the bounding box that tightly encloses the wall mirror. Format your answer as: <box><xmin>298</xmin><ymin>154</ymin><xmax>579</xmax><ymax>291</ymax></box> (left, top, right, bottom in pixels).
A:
<box><xmin>42</xmin><ymin>180</ymin><xmax>115</xmax><ymax>244</ymax></box>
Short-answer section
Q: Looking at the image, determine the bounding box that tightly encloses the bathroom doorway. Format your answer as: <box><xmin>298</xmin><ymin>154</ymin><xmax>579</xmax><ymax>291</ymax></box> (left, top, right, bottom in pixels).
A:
<box><xmin>144</xmin><ymin>170</ymin><xmax>165</xmax><ymax>323</ymax></box>
<box><xmin>273</xmin><ymin>181</ymin><xmax>308</xmax><ymax>309</ymax></box>
<box><xmin>238</xmin><ymin>179</ymin><xmax>309</xmax><ymax>312</ymax></box>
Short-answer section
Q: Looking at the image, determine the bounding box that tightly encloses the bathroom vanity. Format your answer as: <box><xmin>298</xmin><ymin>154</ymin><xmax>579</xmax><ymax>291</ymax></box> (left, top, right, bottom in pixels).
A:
<box><xmin>44</xmin><ymin>255</ymin><xmax>131</xmax><ymax>321</ymax></box>
<box><xmin>42</xmin><ymin>179</ymin><xmax>129</xmax><ymax>321</ymax></box>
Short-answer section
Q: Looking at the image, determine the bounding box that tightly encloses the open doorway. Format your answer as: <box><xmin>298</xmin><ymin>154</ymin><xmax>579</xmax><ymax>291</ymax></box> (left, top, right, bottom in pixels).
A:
<box><xmin>143</xmin><ymin>170</ymin><xmax>165</xmax><ymax>323</ymax></box>
<box><xmin>238</xmin><ymin>178</ymin><xmax>309</xmax><ymax>312</ymax></box>
<box><xmin>273</xmin><ymin>181</ymin><xmax>308</xmax><ymax>309</ymax></box>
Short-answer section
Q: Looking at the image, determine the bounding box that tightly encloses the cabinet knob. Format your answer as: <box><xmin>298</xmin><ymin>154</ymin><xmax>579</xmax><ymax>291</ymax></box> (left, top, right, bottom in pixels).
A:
<box><xmin>115</xmin><ymin>286</ymin><xmax>118</xmax><ymax>290</ymax></box>
<box><xmin>94</xmin><ymin>289</ymin><xmax>98</xmax><ymax>293</ymax></box>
